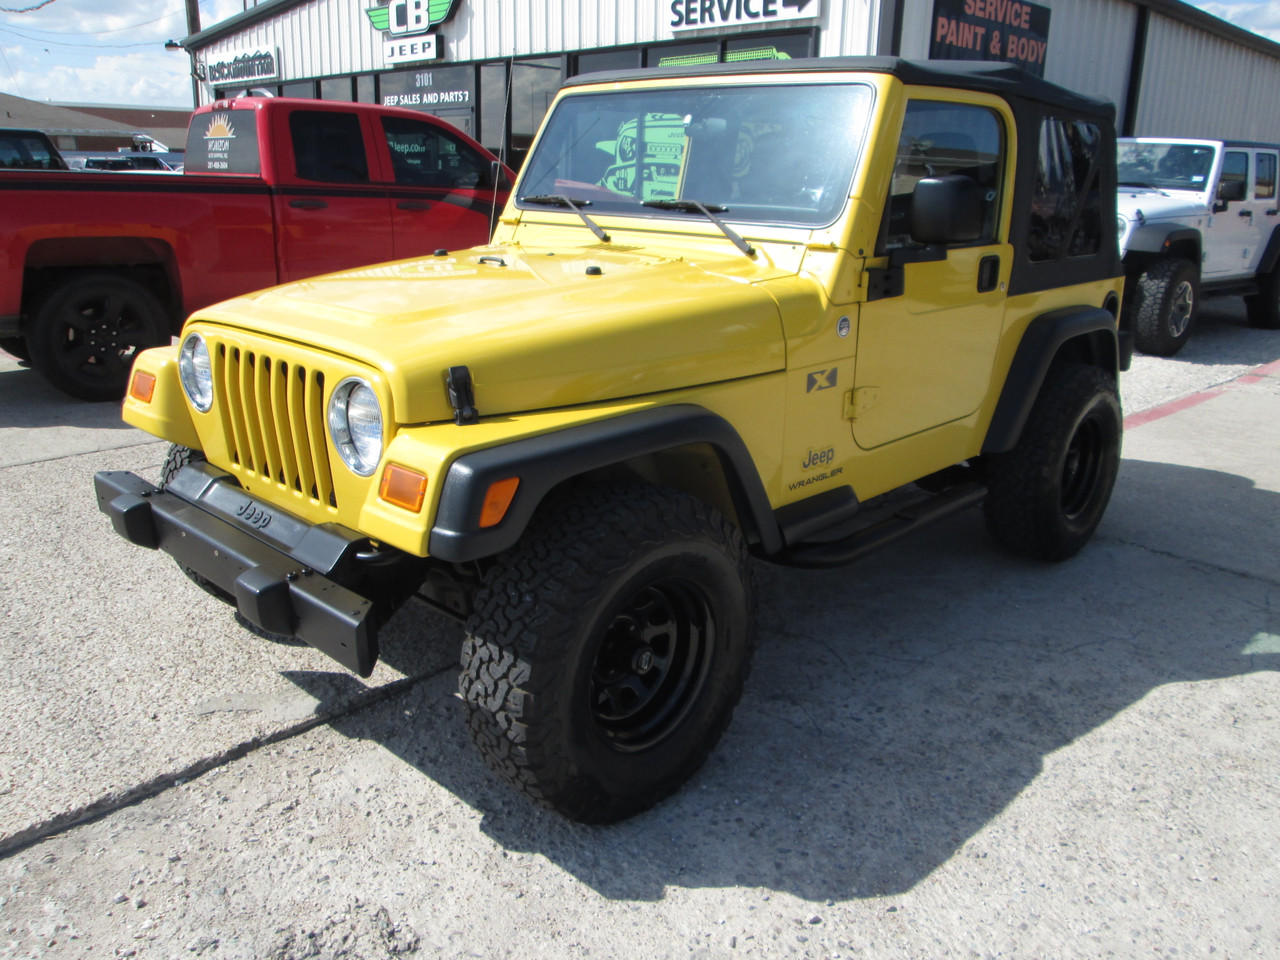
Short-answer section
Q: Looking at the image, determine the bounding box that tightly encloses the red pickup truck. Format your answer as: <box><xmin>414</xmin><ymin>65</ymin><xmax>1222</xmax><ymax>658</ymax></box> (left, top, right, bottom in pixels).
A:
<box><xmin>0</xmin><ymin>97</ymin><xmax>512</xmax><ymax>400</ymax></box>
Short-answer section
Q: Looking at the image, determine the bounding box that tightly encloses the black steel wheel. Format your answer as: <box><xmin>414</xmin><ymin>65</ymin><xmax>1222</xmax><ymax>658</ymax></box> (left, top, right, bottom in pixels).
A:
<box><xmin>589</xmin><ymin>577</ymin><xmax>715</xmax><ymax>752</ymax></box>
<box><xmin>28</xmin><ymin>272</ymin><xmax>168</xmax><ymax>401</ymax></box>
<box><xmin>460</xmin><ymin>484</ymin><xmax>755</xmax><ymax>823</ymax></box>
<box><xmin>983</xmin><ymin>363</ymin><xmax>1122</xmax><ymax>561</ymax></box>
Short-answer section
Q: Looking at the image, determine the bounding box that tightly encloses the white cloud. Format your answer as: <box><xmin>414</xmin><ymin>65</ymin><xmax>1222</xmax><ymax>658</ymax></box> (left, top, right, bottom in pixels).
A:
<box><xmin>1186</xmin><ymin>1</ymin><xmax>1280</xmax><ymax>43</ymax></box>
<box><xmin>1</xmin><ymin>0</ymin><xmax>249</xmax><ymax>106</ymax></box>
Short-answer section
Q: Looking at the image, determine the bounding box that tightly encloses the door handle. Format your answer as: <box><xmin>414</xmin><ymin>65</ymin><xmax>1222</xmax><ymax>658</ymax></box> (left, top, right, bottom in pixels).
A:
<box><xmin>289</xmin><ymin>199</ymin><xmax>328</xmax><ymax>210</ymax></box>
<box><xmin>977</xmin><ymin>255</ymin><xmax>1000</xmax><ymax>293</ymax></box>
<box><xmin>1238</xmin><ymin>208</ymin><xmax>1253</xmax><ymax>217</ymax></box>
<box><xmin>1267</xmin><ymin>209</ymin><xmax>1279</xmax><ymax>216</ymax></box>
<box><xmin>397</xmin><ymin>200</ymin><xmax>430</xmax><ymax>211</ymax></box>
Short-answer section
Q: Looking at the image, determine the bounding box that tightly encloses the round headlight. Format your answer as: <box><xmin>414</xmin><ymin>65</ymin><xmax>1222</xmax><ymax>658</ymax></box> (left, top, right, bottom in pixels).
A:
<box><xmin>178</xmin><ymin>333</ymin><xmax>213</xmax><ymax>412</ymax></box>
<box><xmin>328</xmin><ymin>377</ymin><xmax>383</xmax><ymax>476</ymax></box>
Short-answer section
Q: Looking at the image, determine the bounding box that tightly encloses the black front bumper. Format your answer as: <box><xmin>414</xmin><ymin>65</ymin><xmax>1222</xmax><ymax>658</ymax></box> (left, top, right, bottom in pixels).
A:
<box><xmin>94</xmin><ymin>464</ymin><xmax>379</xmax><ymax>676</ymax></box>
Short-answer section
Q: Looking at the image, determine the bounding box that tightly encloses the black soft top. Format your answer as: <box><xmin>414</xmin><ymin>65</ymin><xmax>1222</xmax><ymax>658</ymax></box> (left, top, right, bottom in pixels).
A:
<box><xmin>563</xmin><ymin>56</ymin><xmax>1115</xmax><ymax>123</ymax></box>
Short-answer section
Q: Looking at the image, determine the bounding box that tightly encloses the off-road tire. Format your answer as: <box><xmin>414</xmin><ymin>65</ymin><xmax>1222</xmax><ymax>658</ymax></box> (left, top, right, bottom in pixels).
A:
<box><xmin>1132</xmin><ymin>258</ymin><xmax>1197</xmax><ymax>357</ymax></box>
<box><xmin>1245</xmin><ymin>267</ymin><xmax>1280</xmax><ymax>329</ymax></box>
<box><xmin>459</xmin><ymin>484</ymin><xmax>756</xmax><ymax>823</ymax></box>
<box><xmin>27</xmin><ymin>272</ymin><xmax>168</xmax><ymax>401</ymax></box>
<box><xmin>983</xmin><ymin>363</ymin><xmax>1122</xmax><ymax>561</ymax></box>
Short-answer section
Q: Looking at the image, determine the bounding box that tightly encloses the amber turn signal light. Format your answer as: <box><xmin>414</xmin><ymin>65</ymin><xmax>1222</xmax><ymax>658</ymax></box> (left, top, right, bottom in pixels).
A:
<box><xmin>378</xmin><ymin>463</ymin><xmax>428</xmax><ymax>513</ymax></box>
<box><xmin>129</xmin><ymin>370</ymin><xmax>157</xmax><ymax>403</ymax></box>
<box><xmin>479</xmin><ymin>477</ymin><xmax>520</xmax><ymax>528</ymax></box>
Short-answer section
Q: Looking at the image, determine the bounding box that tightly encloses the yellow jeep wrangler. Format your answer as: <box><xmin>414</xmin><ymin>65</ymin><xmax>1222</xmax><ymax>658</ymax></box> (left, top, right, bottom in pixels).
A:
<box><xmin>96</xmin><ymin>57</ymin><xmax>1127</xmax><ymax>822</ymax></box>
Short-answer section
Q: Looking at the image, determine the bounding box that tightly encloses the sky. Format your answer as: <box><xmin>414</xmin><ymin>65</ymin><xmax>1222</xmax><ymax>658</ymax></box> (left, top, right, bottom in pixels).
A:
<box><xmin>1</xmin><ymin>0</ymin><xmax>1280</xmax><ymax>109</ymax></box>
<box><xmin>0</xmin><ymin>0</ymin><xmax>244</xmax><ymax>107</ymax></box>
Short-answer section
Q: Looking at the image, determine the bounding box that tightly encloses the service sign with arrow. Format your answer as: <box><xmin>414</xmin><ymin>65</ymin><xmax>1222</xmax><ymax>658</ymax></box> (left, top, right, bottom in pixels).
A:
<box><xmin>670</xmin><ymin>0</ymin><xmax>821</xmax><ymax>30</ymax></box>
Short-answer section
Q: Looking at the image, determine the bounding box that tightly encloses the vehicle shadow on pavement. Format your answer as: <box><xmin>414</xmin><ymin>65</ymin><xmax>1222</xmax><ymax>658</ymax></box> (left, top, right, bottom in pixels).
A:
<box><xmin>1169</xmin><ymin>300</ymin><xmax>1280</xmax><ymax>367</ymax></box>
<box><xmin>0</xmin><ymin>357</ymin><xmax>136</xmax><ymax>430</ymax></box>
<box><xmin>288</xmin><ymin>458</ymin><xmax>1279</xmax><ymax>903</ymax></box>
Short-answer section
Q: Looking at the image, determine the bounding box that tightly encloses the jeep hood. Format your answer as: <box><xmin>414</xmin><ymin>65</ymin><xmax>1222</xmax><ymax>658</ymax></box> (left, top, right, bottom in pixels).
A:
<box><xmin>194</xmin><ymin>244</ymin><xmax>788</xmax><ymax>423</ymax></box>
<box><xmin>1116</xmin><ymin>187</ymin><xmax>1209</xmax><ymax>222</ymax></box>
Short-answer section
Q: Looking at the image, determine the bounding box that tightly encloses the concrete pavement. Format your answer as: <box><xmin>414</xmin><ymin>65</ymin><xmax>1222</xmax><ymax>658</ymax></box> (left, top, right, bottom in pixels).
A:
<box><xmin>0</xmin><ymin>328</ymin><xmax>1277</xmax><ymax>958</ymax></box>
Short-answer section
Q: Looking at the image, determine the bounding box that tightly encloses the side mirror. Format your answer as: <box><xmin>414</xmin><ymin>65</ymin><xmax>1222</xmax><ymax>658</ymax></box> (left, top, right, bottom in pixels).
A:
<box><xmin>1217</xmin><ymin>178</ymin><xmax>1246</xmax><ymax>203</ymax></box>
<box><xmin>910</xmin><ymin>175</ymin><xmax>984</xmax><ymax>245</ymax></box>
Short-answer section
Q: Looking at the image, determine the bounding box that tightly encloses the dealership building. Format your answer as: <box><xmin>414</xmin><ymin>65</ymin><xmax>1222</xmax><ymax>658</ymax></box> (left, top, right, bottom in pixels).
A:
<box><xmin>181</xmin><ymin>0</ymin><xmax>1280</xmax><ymax>165</ymax></box>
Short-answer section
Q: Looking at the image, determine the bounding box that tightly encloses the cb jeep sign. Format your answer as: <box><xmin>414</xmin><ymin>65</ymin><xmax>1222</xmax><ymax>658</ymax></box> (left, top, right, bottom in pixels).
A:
<box><xmin>367</xmin><ymin>0</ymin><xmax>461</xmax><ymax>65</ymax></box>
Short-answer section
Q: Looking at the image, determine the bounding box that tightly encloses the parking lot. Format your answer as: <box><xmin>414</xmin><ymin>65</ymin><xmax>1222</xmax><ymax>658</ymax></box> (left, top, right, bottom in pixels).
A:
<box><xmin>1</xmin><ymin>300</ymin><xmax>1278</xmax><ymax>959</ymax></box>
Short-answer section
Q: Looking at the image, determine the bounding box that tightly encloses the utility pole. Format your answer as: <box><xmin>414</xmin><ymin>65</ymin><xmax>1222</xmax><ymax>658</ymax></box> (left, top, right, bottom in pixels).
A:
<box><xmin>184</xmin><ymin>0</ymin><xmax>202</xmax><ymax>107</ymax></box>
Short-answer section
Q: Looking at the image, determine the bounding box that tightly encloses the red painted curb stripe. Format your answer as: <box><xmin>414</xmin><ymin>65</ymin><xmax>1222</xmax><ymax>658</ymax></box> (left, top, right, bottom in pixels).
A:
<box><xmin>1124</xmin><ymin>356</ymin><xmax>1280</xmax><ymax>429</ymax></box>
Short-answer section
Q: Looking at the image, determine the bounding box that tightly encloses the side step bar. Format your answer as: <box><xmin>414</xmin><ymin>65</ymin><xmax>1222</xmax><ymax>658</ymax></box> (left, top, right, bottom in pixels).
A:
<box><xmin>775</xmin><ymin>483</ymin><xmax>986</xmax><ymax>569</ymax></box>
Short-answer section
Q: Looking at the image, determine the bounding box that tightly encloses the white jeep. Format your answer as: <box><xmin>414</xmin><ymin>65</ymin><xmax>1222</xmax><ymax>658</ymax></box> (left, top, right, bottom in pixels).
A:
<box><xmin>1117</xmin><ymin>137</ymin><xmax>1280</xmax><ymax>355</ymax></box>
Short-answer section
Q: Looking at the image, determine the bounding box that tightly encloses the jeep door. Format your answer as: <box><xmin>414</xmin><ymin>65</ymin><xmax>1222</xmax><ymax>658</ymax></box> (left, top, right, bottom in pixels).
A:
<box><xmin>1202</xmin><ymin>149</ymin><xmax>1260</xmax><ymax>281</ymax></box>
<box><xmin>852</xmin><ymin>97</ymin><xmax>1010</xmax><ymax>450</ymax></box>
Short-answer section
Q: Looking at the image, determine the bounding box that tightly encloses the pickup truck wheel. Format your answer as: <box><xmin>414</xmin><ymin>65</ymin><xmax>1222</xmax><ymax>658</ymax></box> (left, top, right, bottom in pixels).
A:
<box><xmin>459</xmin><ymin>484</ymin><xmax>755</xmax><ymax>823</ymax></box>
<box><xmin>0</xmin><ymin>337</ymin><xmax>29</xmax><ymax>361</ymax></box>
<box><xmin>28</xmin><ymin>273</ymin><xmax>168</xmax><ymax>401</ymax></box>
<box><xmin>983</xmin><ymin>363</ymin><xmax>1121</xmax><ymax>561</ymax></box>
<box><xmin>1245</xmin><ymin>268</ymin><xmax>1280</xmax><ymax>329</ymax></box>
<box><xmin>1132</xmin><ymin>258</ymin><xmax>1197</xmax><ymax>356</ymax></box>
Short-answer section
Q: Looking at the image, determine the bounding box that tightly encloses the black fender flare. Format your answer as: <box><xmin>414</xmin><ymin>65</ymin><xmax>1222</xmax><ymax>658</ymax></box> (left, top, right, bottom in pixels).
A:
<box><xmin>427</xmin><ymin>404</ymin><xmax>782</xmax><ymax>562</ymax></box>
<box><xmin>1258</xmin><ymin>224</ymin><xmax>1280</xmax><ymax>276</ymax></box>
<box><xmin>1123</xmin><ymin>224</ymin><xmax>1202</xmax><ymax>262</ymax></box>
<box><xmin>983</xmin><ymin>306</ymin><xmax>1120</xmax><ymax>455</ymax></box>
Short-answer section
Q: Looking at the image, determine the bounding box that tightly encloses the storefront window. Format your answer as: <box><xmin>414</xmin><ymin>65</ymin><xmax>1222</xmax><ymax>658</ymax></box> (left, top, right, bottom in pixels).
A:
<box><xmin>380</xmin><ymin>65</ymin><xmax>476</xmax><ymax>135</ymax></box>
<box><xmin>320</xmin><ymin>76</ymin><xmax>354</xmax><ymax>101</ymax></box>
<box><xmin>510</xmin><ymin>57</ymin><xmax>562</xmax><ymax>167</ymax></box>
<box><xmin>479</xmin><ymin>62</ymin><xmax>507</xmax><ymax>156</ymax></box>
<box><xmin>577</xmin><ymin>49</ymin><xmax>641</xmax><ymax>74</ymax></box>
<box><xmin>280</xmin><ymin>80</ymin><xmax>316</xmax><ymax>99</ymax></box>
<box><xmin>649</xmin><ymin>42</ymin><xmax>718</xmax><ymax>67</ymax></box>
<box><xmin>725</xmin><ymin>32</ymin><xmax>814</xmax><ymax>61</ymax></box>
<box><xmin>356</xmin><ymin>75</ymin><xmax>376</xmax><ymax>104</ymax></box>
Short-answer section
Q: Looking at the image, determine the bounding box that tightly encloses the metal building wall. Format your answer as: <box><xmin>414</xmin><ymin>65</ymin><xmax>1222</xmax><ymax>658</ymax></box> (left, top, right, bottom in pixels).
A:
<box><xmin>197</xmin><ymin>0</ymin><xmax>731</xmax><ymax>87</ymax></box>
<box><xmin>894</xmin><ymin>0</ymin><xmax>1138</xmax><ymax>114</ymax></box>
<box><xmin>1135</xmin><ymin>11</ymin><xmax>1280</xmax><ymax>140</ymax></box>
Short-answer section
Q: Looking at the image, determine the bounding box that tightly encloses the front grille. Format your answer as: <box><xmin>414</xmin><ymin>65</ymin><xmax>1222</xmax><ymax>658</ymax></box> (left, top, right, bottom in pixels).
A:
<box><xmin>210</xmin><ymin>340</ymin><xmax>338</xmax><ymax>509</ymax></box>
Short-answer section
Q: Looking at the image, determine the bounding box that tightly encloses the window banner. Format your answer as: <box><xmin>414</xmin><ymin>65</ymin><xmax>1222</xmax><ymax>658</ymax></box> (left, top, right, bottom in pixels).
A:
<box><xmin>928</xmin><ymin>0</ymin><xmax>1051</xmax><ymax>78</ymax></box>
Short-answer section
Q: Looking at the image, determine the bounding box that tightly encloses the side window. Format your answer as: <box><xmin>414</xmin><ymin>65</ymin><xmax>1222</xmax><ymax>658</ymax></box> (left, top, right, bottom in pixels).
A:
<box><xmin>381</xmin><ymin>116</ymin><xmax>490</xmax><ymax>189</ymax></box>
<box><xmin>1028</xmin><ymin>118</ymin><xmax>1103</xmax><ymax>262</ymax></box>
<box><xmin>289</xmin><ymin>110</ymin><xmax>370</xmax><ymax>183</ymax></box>
<box><xmin>1255</xmin><ymin>152</ymin><xmax>1276</xmax><ymax>200</ymax></box>
<box><xmin>1219</xmin><ymin>150</ymin><xmax>1248</xmax><ymax>201</ymax></box>
<box><xmin>0</xmin><ymin>133</ymin><xmax>61</xmax><ymax>169</ymax></box>
<box><xmin>881</xmin><ymin>101</ymin><xmax>1004</xmax><ymax>251</ymax></box>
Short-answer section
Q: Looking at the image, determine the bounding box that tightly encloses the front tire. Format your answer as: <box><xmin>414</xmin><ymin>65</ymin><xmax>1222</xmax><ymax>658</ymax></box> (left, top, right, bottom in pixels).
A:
<box><xmin>27</xmin><ymin>272</ymin><xmax>168</xmax><ymax>401</ymax></box>
<box><xmin>1132</xmin><ymin>258</ymin><xmax>1197</xmax><ymax>356</ymax></box>
<box><xmin>459</xmin><ymin>484</ymin><xmax>756</xmax><ymax>823</ymax></box>
<box><xmin>983</xmin><ymin>363</ymin><xmax>1122</xmax><ymax>561</ymax></box>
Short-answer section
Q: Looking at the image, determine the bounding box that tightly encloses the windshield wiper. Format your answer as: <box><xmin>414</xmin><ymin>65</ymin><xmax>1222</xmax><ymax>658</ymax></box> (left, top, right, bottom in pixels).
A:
<box><xmin>520</xmin><ymin>194</ymin><xmax>610</xmax><ymax>243</ymax></box>
<box><xmin>642</xmin><ymin>199</ymin><xmax>756</xmax><ymax>257</ymax></box>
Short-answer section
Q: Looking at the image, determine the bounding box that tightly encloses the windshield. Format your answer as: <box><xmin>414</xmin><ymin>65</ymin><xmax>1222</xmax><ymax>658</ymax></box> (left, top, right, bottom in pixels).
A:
<box><xmin>1117</xmin><ymin>141</ymin><xmax>1216</xmax><ymax>191</ymax></box>
<box><xmin>517</xmin><ymin>82</ymin><xmax>875</xmax><ymax>228</ymax></box>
